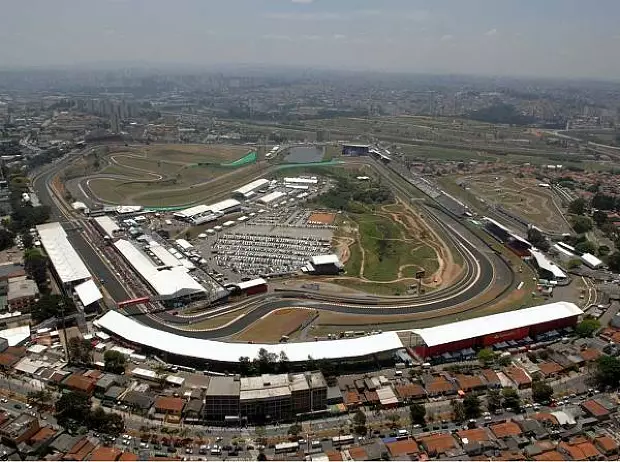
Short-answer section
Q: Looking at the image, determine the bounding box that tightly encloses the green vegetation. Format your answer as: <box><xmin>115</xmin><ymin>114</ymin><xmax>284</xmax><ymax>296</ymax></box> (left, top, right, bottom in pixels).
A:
<box><xmin>532</xmin><ymin>380</ymin><xmax>554</xmax><ymax>403</ymax></box>
<box><xmin>409</xmin><ymin>403</ymin><xmax>426</xmax><ymax>426</ymax></box>
<box><xmin>463</xmin><ymin>394</ymin><xmax>481</xmax><ymax>419</ymax></box>
<box><xmin>594</xmin><ymin>355</ymin><xmax>620</xmax><ymax>388</ymax></box>
<box><xmin>571</xmin><ymin>215</ymin><xmax>593</xmax><ymax>234</ymax></box>
<box><xmin>568</xmin><ymin>197</ymin><xmax>586</xmax><ymax>215</ymax></box>
<box><xmin>103</xmin><ymin>350</ymin><xmax>127</xmax><ymax>374</ymax></box>
<box><xmin>502</xmin><ymin>388</ymin><xmax>522</xmax><ymax>411</ymax></box>
<box><xmin>477</xmin><ymin>348</ymin><xmax>495</xmax><ymax>366</ymax></box>
<box><xmin>466</xmin><ymin>103</ymin><xmax>535</xmax><ymax>126</ymax></box>
<box><xmin>31</xmin><ymin>294</ymin><xmax>76</xmax><ymax>324</ymax></box>
<box><xmin>313</xmin><ymin>172</ymin><xmax>393</xmax><ymax>212</ymax></box>
<box><xmin>576</xmin><ymin>318</ymin><xmax>601</xmax><ymax>337</ymax></box>
<box><xmin>55</xmin><ymin>391</ymin><xmax>124</xmax><ymax>436</ymax></box>
<box><xmin>352</xmin><ymin>410</ymin><xmax>367</xmax><ymax>435</ymax></box>
<box><xmin>67</xmin><ymin>337</ymin><xmax>93</xmax><ymax>365</ymax></box>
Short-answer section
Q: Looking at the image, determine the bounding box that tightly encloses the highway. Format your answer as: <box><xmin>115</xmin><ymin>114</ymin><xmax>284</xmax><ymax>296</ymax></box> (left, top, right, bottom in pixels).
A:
<box><xmin>31</xmin><ymin>147</ymin><xmax>515</xmax><ymax>339</ymax></box>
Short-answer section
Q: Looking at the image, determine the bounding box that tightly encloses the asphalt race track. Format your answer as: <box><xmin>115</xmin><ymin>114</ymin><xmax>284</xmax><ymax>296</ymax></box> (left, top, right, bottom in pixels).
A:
<box><xmin>32</xmin><ymin>148</ymin><xmax>514</xmax><ymax>339</ymax></box>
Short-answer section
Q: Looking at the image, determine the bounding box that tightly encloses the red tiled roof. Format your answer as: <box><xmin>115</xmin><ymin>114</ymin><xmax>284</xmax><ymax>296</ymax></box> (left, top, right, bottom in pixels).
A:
<box><xmin>343</xmin><ymin>390</ymin><xmax>362</xmax><ymax>406</ymax></box>
<box><xmin>581</xmin><ymin>399</ymin><xmax>610</xmax><ymax>418</ymax></box>
<box><xmin>457</xmin><ymin>428</ymin><xmax>491</xmax><ymax>442</ymax></box>
<box><xmin>454</xmin><ymin>374</ymin><xmax>485</xmax><ymax>391</ymax></box>
<box><xmin>595</xmin><ymin>435</ymin><xmax>618</xmax><ymax>454</ymax></box>
<box><xmin>29</xmin><ymin>427</ymin><xmax>55</xmax><ymax>443</ymax></box>
<box><xmin>490</xmin><ymin>421</ymin><xmax>523</xmax><ymax>439</ymax></box>
<box><xmin>504</xmin><ymin>366</ymin><xmax>532</xmax><ymax>387</ymax></box>
<box><xmin>90</xmin><ymin>446</ymin><xmax>121</xmax><ymax>461</ymax></box>
<box><xmin>0</xmin><ymin>352</ymin><xmax>19</xmax><ymax>368</ymax></box>
<box><xmin>63</xmin><ymin>373</ymin><xmax>96</xmax><ymax>393</ymax></box>
<box><xmin>532</xmin><ymin>412</ymin><xmax>559</xmax><ymax>426</ymax></box>
<box><xmin>579</xmin><ymin>348</ymin><xmax>602</xmax><ymax>362</ymax></box>
<box><xmin>533</xmin><ymin>450</ymin><xmax>565</xmax><ymax>461</ymax></box>
<box><xmin>363</xmin><ymin>390</ymin><xmax>379</xmax><ymax>404</ymax></box>
<box><xmin>325</xmin><ymin>450</ymin><xmax>343</xmax><ymax>461</ymax></box>
<box><xmin>347</xmin><ymin>446</ymin><xmax>368</xmax><ymax>460</ymax></box>
<box><xmin>119</xmin><ymin>453</ymin><xmax>138</xmax><ymax>461</ymax></box>
<box><xmin>64</xmin><ymin>438</ymin><xmax>96</xmax><ymax>461</ymax></box>
<box><xmin>385</xmin><ymin>439</ymin><xmax>420</xmax><ymax>457</ymax></box>
<box><xmin>481</xmin><ymin>369</ymin><xmax>500</xmax><ymax>385</ymax></box>
<box><xmin>394</xmin><ymin>383</ymin><xmax>426</xmax><ymax>399</ymax></box>
<box><xmin>417</xmin><ymin>432</ymin><xmax>457</xmax><ymax>456</ymax></box>
<box><xmin>537</xmin><ymin>361</ymin><xmax>563</xmax><ymax>376</ymax></box>
<box><xmin>501</xmin><ymin>450</ymin><xmax>525</xmax><ymax>461</ymax></box>
<box><xmin>424</xmin><ymin>376</ymin><xmax>455</xmax><ymax>394</ymax></box>
<box><xmin>559</xmin><ymin>438</ymin><xmax>601</xmax><ymax>461</ymax></box>
<box><xmin>154</xmin><ymin>396</ymin><xmax>184</xmax><ymax>413</ymax></box>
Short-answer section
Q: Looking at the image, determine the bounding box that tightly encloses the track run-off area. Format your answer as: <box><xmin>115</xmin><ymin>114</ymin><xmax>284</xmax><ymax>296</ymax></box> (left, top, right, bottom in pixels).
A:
<box><xmin>35</xmin><ymin>145</ymin><xmax>519</xmax><ymax>341</ymax></box>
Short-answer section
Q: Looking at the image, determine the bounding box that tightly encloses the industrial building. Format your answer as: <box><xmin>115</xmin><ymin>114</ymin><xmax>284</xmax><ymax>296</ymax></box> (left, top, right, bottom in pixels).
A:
<box><xmin>302</xmin><ymin>254</ymin><xmax>344</xmax><ymax>275</ymax></box>
<box><xmin>113</xmin><ymin>239</ymin><xmax>207</xmax><ymax>302</ymax></box>
<box><xmin>174</xmin><ymin>199</ymin><xmax>241</xmax><ymax>222</ymax></box>
<box><xmin>284</xmin><ymin>177</ymin><xmax>318</xmax><ymax>186</ymax></box>
<box><xmin>581</xmin><ymin>253</ymin><xmax>603</xmax><ymax>269</ymax></box>
<box><xmin>529</xmin><ymin>249</ymin><xmax>567</xmax><ymax>281</ymax></box>
<box><xmin>409</xmin><ymin>302</ymin><xmax>583</xmax><ymax>359</ymax></box>
<box><xmin>36</xmin><ymin>222</ymin><xmax>92</xmax><ymax>288</ymax></box>
<box><xmin>93</xmin><ymin>216</ymin><xmax>121</xmax><ymax>240</ymax></box>
<box><xmin>233</xmin><ymin>179</ymin><xmax>270</xmax><ymax>200</ymax></box>
<box><xmin>73</xmin><ymin>279</ymin><xmax>103</xmax><ymax>312</ymax></box>
<box><xmin>227</xmin><ymin>278</ymin><xmax>268</xmax><ymax>296</ymax></box>
<box><xmin>258</xmin><ymin>191</ymin><xmax>287</xmax><ymax>205</ymax></box>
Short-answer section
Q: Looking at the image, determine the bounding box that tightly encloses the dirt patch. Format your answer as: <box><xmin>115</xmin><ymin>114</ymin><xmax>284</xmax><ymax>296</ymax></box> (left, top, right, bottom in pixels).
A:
<box><xmin>308</xmin><ymin>212</ymin><xmax>336</xmax><ymax>225</ymax></box>
<box><xmin>233</xmin><ymin>308</ymin><xmax>318</xmax><ymax>342</ymax></box>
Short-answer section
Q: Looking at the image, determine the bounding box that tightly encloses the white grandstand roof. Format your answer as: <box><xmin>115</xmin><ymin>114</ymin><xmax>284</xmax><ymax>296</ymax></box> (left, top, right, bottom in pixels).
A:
<box><xmin>95</xmin><ymin>310</ymin><xmax>404</xmax><ymax>363</ymax></box>
<box><xmin>482</xmin><ymin>216</ymin><xmax>512</xmax><ymax>233</ymax></box>
<box><xmin>74</xmin><ymin>279</ymin><xmax>103</xmax><ymax>307</ymax></box>
<box><xmin>174</xmin><ymin>204</ymin><xmax>211</xmax><ymax>219</ymax></box>
<box><xmin>284</xmin><ymin>177</ymin><xmax>318</xmax><ymax>185</ymax></box>
<box><xmin>94</xmin><ymin>216</ymin><xmax>120</xmax><ymax>237</ymax></box>
<box><xmin>410</xmin><ymin>301</ymin><xmax>583</xmax><ymax>347</ymax></box>
<box><xmin>208</xmin><ymin>198</ymin><xmax>241</xmax><ymax>213</ymax></box>
<box><xmin>259</xmin><ymin>191</ymin><xmax>286</xmax><ymax>204</ymax></box>
<box><xmin>149</xmin><ymin>242</ymin><xmax>182</xmax><ymax>268</ymax></box>
<box><xmin>175</xmin><ymin>238</ymin><xmax>194</xmax><ymax>250</ymax></box>
<box><xmin>581</xmin><ymin>253</ymin><xmax>603</xmax><ymax>268</ymax></box>
<box><xmin>553</xmin><ymin>243</ymin><xmax>576</xmax><ymax>258</ymax></box>
<box><xmin>530</xmin><ymin>249</ymin><xmax>567</xmax><ymax>279</ymax></box>
<box><xmin>235</xmin><ymin>278</ymin><xmax>267</xmax><ymax>290</ymax></box>
<box><xmin>36</xmin><ymin>222</ymin><xmax>91</xmax><ymax>284</ymax></box>
<box><xmin>114</xmin><ymin>239</ymin><xmax>206</xmax><ymax>300</ymax></box>
<box><xmin>233</xmin><ymin>178</ymin><xmax>269</xmax><ymax>196</ymax></box>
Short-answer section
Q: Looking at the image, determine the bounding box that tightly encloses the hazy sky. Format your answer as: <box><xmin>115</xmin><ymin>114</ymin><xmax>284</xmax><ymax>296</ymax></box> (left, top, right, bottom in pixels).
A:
<box><xmin>2</xmin><ymin>0</ymin><xmax>620</xmax><ymax>79</ymax></box>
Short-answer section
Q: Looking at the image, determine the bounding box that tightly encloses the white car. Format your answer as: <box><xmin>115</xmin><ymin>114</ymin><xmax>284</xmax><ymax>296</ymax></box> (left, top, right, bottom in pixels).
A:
<box><xmin>484</xmin><ymin>416</ymin><xmax>492</xmax><ymax>421</ymax></box>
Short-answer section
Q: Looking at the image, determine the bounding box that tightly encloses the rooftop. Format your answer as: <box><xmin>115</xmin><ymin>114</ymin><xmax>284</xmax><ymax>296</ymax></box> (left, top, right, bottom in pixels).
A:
<box><xmin>417</xmin><ymin>432</ymin><xmax>457</xmax><ymax>455</ymax></box>
<box><xmin>409</xmin><ymin>302</ymin><xmax>582</xmax><ymax>347</ymax></box>
<box><xmin>490</xmin><ymin>421</ymin><xmax>523</xmax><ymax>439</ymax></box>
<box><xmin>36</xmin><ymin>222</ymin><xmax>91</xmax><ymax>284</ymax></box>
<box><xmin>581</xmin><ymin>399</ymin><xmax>610</xmax><ymax>418</ymax></box>
<box><xmin>7</xmin><ymin>276</ymin><xmax>38</xmax><ymax>300</ymax></box>
<box><xmin>205</xmin><ymin>376</ymin><xmax>240</xmax><ymax>397</ymax></box>
<box><xmin>154</xmin><ymin>396</ymin><xmax>184</xmax><ymax>413</ymax></box>
<box><xmin>457</xmin><ymin>428</ymin><xmax>491</xmax><ymax>443</ymax></box>
<box><xmin>74</xmin><ymin>279</ymin><xmax>103</xmax><ymax>307</ymax></box>
<box><xmin>89</xmin><ymin>446</ymin><xmax>122</xmax><ymax>461</ymax></box>
<box><xmin>385</xmin><ymin>439</ymin><xmax>420</xmax><ymax>457</ymax></box>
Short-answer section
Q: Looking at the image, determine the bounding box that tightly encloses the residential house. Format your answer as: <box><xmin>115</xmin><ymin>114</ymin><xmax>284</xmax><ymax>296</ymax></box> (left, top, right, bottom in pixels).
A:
<box><xmin>0</xmin><ymin>414</ymin><xmax>40</xmax><ymax>446</ymax></box>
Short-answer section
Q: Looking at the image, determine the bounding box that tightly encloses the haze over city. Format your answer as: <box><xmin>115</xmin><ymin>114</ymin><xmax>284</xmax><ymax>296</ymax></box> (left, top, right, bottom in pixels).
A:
<box><xmin>2</xmin><ymin>0</ymin><xmax>620</xmax><ymax>79</ymax></box>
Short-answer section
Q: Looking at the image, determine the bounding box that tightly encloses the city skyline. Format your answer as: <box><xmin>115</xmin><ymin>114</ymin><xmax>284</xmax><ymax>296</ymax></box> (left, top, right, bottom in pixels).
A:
<box><xmin>1</xmin><ymin>0</ymin><xmax>620</xmax><ymax>80</ymax></box>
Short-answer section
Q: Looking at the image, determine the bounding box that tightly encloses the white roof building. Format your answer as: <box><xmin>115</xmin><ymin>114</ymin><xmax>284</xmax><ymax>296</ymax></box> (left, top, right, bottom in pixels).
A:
<box><xmin>581</xmin><ymin>253</ymin><xmax>603</xmax><ymax>269</ymax></box>
<box><xmin>258</xmin><ymin>191</ymin><xmax>286</xmax><ymax>204</ymax></box>
<box><xmin>174</xmin><ymin>204</ymin><xmax>211</xmax><ymax>220</ymax></box>
<box><xmin>233</xmin><ymin>179</ymin><xmax>270</xmax><ymax>198</ymax></box>
<box><xmin>94</xmin><ymin>310</ymin><xmax>404</xmax><ymax>363</ymax></box>
<box><xmin>175</xmin><ymin>239</ymin><xmax>194</xmax><ymax>251</ymax></box>
<box><xmin>284</xmin><ymin>177</ymin><xmax>318</xmax><ymax>185</ymax></box>
<box><xmin>553</xmin><ymin>243</ymin><xmax>576</xmax><ymax>258</ymax></box>
<box><xmin>208</xmin><ymin>199</ymin><xmax>241</xmax><ymax>213</ymax></box>
<box><xmin>310</xmin><ymin>255</ymin><xmax>342</xmax><ymax>267</ymax></box>
<box><xmin>408</xmin><ymin>302</ymin><xmax>582</xmax><ymax>348</ymax></box>
<box><xmin>93</xmin><ymin>216</ymin><xmax>121</xmax><ymax>238</ymax></box>
<box><xmin>36</xmin><ymin>222</ymin><xmax>91</xmax><ymax>285</ymax></box>
<box><xmin>530</xmin><ymin>249</ymin><xmax>567</xmax><ymax>279</ymax></box>
<box><xmin>74</xmin><ymin>279</ymin><xmax>103</xmax><ymax>307</ymax></box>
<box><xmin>114</xmin><ymin>239</ymin><xmax>206</xmax><ymax>300</ymax></box>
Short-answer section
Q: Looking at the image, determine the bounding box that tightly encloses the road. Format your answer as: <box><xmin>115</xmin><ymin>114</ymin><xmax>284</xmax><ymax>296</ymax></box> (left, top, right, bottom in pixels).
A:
<box><xmin>31</xmin><ymin>147</ymin><xmax>514</xmax><ymax>340</ymax></box>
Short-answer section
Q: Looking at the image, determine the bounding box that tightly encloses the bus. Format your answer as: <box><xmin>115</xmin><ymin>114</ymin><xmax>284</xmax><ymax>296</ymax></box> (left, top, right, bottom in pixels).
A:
<box><xmin>332</xmin><ymin>435</ymin><xmax>354</xmax><ymax>447</ymax></box>
<box><xmin>275</xmin><ymin>442</ymin><xmax>299</xmax><ymax>454</ymax></box>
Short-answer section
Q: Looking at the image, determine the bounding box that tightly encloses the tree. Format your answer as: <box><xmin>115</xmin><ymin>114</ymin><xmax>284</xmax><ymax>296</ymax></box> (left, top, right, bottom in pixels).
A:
<box><xmin>24</xmin><ymin>248</ymin><xmax>48</xmax><ymax>288</ymax></box>
<box><xmin>352</xmin><ymin>410</ymin><xmax>367</xmax><ymax>435</ymax></box>
<box><xmin>386</xmin><ymin>413</ymin><xmax>400</xmax><ymax>429</ymax></box>
<box><xmin>575</xmin><ymin>240</ymin><xmax>597</xmax><ymax>255</ymax></box>
<box><xmin>55</xmin><ymin>391</ymin><xmax>92</xmax><ymax>431</ymax></box>
<box><xmin>103</xmin><ymin>350</ymin><xmax>127</xmax><ymax>374</ymax></box>
<box><xmin>502</xmin><ymin>388</ymin><xmax>521</xmax><ymax>411</ymax></box>
<box><xmin>409</xmin><ymin>403</ymin><xmax>426</xmax><ymax>426</ymax></box>
<box><xmin>255</xmin><ymin>348</ymin><xmax>277</xmax><ymax>374</ymax></box>
<box><xmin>451</xmin><ymin>399</ymin><xmax>466</xmax><ymax>423</ymax></box>
<box><xmin>598</xmin><ymin>245</ymin><xmax>610</xmax><ymax>257</ymax></box>
<box><xmin>67</xmin><ymin>337</ymin><xmax>93</xmax><ymax>365</ymax></box>
<box><xmin>531</xmin><ymin>380</ymin><xmax>554</xmax><ymax>403</ymax></box>
<box><xmin>592</xmin><ymin>210</ymin><xmax>608</xmax><ymax>228</ymax></box>
<box><xmin>278</xmin><ymin>351</ymin><xmax>289</xmax><ymax>373</ymax></box>
<box><xmin>31</xmin><ymin>294</ymin><xmax>76</xmax><ymax>324</ymax></box>
<box><xmin>20</xmin><ymin>232</ymin><xmax>34</xmax><ymax>249</ymax></box>
<box><xmin>486</xmin><ymin>389</ymin><xmax>502</xmax><ymax>413</ymax></box>
<box><xmin>568</xmin><ymin>198</ymin><xmax>586</xmax><ymax>215</ymax></box>
<box><xmin>27</xmin><ymin>389</ymin><xmax>53</xmax><ymax>410</ymax></box>
<box><xmin>477</xmin><ymin>348</ymin><xmax>495</xmax><ymax>366</ymax></box>
<box><xmin>567</xmin><ymin>258</ymin><xmax>582</xmax><ymax>269</ymax></box>
<box><xmin>576</xmin><ymin>318</ymin><xmax>601</xmax><ymax>337</ymax></box>
<box><xmin>571</xmin><ymin>216</ymin><xmax>593</xmax><ymax>234</ymax></box>
<box><xmin>153</xmin><ymin>363</ymin><xmax>169</xmax><ymax>387</ymax></box>
<box><xmin>88</xmin><ymin>406</ymin><xmax>125</xmax><ymax>436</ymax></box>
<box><xmin>527</xmin><ymin>228</ymin><xmax>549</xmax><ymax>252</ymax></box>
<box><xmin>594</xmin><ymin>355</ymin><xmax>620</xmax><ymax>388</ymax></box>
<box><xmin>0</xmin><ymin>229</ymin><xmax>14</xmax><ymax>251</ymax></box>
<box><xmin>288</xmin><ymin>423</ymin><xmax>303</xmax><ymax>437</ymax></box>
<box><xmin>463</xmin><ymin>394</ymin><xmax>481</xmax><ymax>419</ymax></box>
<box><xmin>608</xmin><ymin>251</ymin><xmax>620</xmax><ymax>272</ymax></box>
<box><xmin>498</xmin><ymin>355</ymin><xmax>512</xmax><ymax>367</ymax></box>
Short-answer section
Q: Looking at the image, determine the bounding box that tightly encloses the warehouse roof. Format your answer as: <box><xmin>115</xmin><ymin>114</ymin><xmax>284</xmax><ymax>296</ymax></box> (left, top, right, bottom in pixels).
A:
<box><xmin>581</xmin><ymin>253</ymin><xmax>603</xmax><ymax>268</ymax></box>
<box><xmin>553</xmin><ymin>243</ymin><xmax>576</xmax><ymax>258</ymax></box>
<box><xmin>530</xmin><ymin>249</ymin><xmax>567</xmax><ymax>279</ymax></box>
<box><xmin>410</xmin><ymin>302</ymin><xmax>582</xmax><ymax>347</ymax></box>
<box><xmin>148</xmin><ymin>242</ymin><xmax>182</xmax><ymax>268</ymax></box>
<box><xmin>209</xmin><ymin>198</ymin><xmax>241</xmax><ymax>212</ymax></box>
<box><xmin>310</xmin><ymin>254</ymin><xmax>342</xmax><ymax>266</ymax></box>
<box><xmin>114</xmin><ymin>239</ymin><xmax>206</xmax><ymax>299</ymax></box>
<box><xmin>233</xmin><ymin>178</ymin><xmax>269</xmax><ymax>196</ymax></box>
<box><xmin>235</xmin><ymin>278</ymin><xmax>267</xmax><ymax>290</ymax></box>
<box><xmin>174</xmin><ymin>204</ymin><xmax>211</xmax><ymax>219</ymax></box>
<box><xmin>74</xmin><ymin>279</ymin><xmax>103</xmax><ymax>307</ymax></box>
<box><xmin>93</xmin><ymin>216</ymin><xmax>120</xmax><ymax>237</ymax></box>
<box><xmin>95</xmin><ymin>310</ymin><xmax>404</xmax><ymax>363</ymax></box>
<box><xmin>36</xmin><ymin>222</ymin><xmax>91</xmax><ymax>284</ymax></box>
<box><xmin>258</xmin><ymin>191</ymin><xmax>286</xmax><ymax>204</ymax></box>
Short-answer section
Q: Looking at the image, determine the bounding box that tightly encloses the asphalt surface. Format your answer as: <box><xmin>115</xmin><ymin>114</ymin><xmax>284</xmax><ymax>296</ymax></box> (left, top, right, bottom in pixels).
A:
<box><xmin>32</xmin><ymin>148</ymin><xmax>513</xmax><ymax>340</ymax></box>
